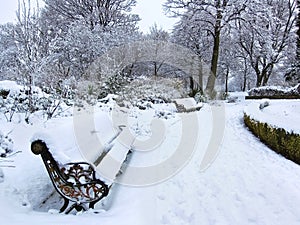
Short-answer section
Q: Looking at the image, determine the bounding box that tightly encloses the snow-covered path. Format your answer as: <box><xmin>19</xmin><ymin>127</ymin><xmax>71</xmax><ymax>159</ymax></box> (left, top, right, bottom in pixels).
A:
<box><xmin>148</xmin><ymin>102</ymin><xmax>300</xmax><ymax>225</ymax></box>
<box><xmin>1</xmin><ymin>102</ymin><xmax>300</xmax><ymax>225</ymax></box>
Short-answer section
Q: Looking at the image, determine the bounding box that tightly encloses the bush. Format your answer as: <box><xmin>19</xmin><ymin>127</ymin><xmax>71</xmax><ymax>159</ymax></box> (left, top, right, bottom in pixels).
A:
<box><xmin>244</xmin><ymin>114</ymin><xmax>300</xmax><ymax>164</ymax></box>
<box><xmin>0</xmin><ymin>131</ymin><xmax>14</xmax><ymax>157</ymax></box>
<box><xmin>117</xmin><ymin>76</ymin><xmax>189</xmax><ymax>107</ymax></box>
<box><xmin>189</xmin><ymin>88</ymin><xmax>207</xmax><ymax>103</ymax></box>
<box><xmin>247</xmin><ymin>84</ymin><xmax>300</xmax><ymax>98</ymax></box>
<box><xmin>0</xmin><ymin>82</ymin><xmax>71</xmax><ymax>122</ymax></box>
<box><xmin>77</xmin><ymin>76</ymin><xmax>190</xmax><ymax>108</ymax></box>
<box><xmin>0</xmin><ymin>90</ymin><xmax>9</xmax><ymax>99</ymax></box>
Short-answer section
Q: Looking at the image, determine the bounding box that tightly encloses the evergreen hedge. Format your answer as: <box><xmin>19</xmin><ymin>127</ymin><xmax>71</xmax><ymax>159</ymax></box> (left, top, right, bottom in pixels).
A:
<box><xmin>247</xmin><ymin>84</ymin><xmax>300</xmax><ymax>98</ymax></box>
<box><xmin>244</xmin><ymin>114</ymin><xmax>300</xmax><ymax>164</ymax></box>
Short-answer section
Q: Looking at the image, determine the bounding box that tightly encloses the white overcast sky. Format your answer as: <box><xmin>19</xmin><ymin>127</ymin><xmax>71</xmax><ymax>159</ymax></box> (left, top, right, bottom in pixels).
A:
<box><xmin>0</xmin><ymin>0</ymin><xmax>178</xmax><ymax>33</ymax></box>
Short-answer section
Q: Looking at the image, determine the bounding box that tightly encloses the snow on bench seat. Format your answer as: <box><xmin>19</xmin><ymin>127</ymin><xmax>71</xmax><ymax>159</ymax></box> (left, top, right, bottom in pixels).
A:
<box><xmin>173</xmin><ymin>98</ymin><xmax>203</xmax><ymax>112</ymax></box>
<box><xmin>31</xmin><ymin>111</ymin><xmax>118</xmax><ymax>165</ymax></box>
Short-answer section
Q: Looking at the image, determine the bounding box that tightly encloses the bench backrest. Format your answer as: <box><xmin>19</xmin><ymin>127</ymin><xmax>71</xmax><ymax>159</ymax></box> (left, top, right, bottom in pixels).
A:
<box><xmin>31</xmin><ymin>140</ymin><xmax>109</xmax><ymax>204</ymax></box>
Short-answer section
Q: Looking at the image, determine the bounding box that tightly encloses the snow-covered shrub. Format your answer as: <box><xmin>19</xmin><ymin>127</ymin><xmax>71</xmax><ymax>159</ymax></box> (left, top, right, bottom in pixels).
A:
<box><xmin>259</xmin><ymin>100</ymin><xmax>270</xmax><ymax>110</ymax></box>
<box><xmin>117</xmin><ymin>76</ymin><xmax>189</xmax><ymax>108</ymax></box>
<box><xmin>248</xmin><ymin>84</ymin><xmax>300</xmax><ymax>98</ymax></box>
<box><xmin>0</xmin><ymin>131</ymin><xmax>14</xmax><ymax>157</ymax></box>
<box><xmin>0</xmin><ymin>89</ymin><xmax>9</xmax><ymax>99</ymax></box>
<box><xmin>0</xmin><ymin>81</ymin><xmax>44</xmax><ymax>121</ymax></box>
<box><xmin>0</xmin><ymin>81</ymin><xmax>22</xmax><ymax>121</ymax></box>
<box><xmin>74</xmin><ymin>76</ymin><xmax>189</xmax><ymax>109</ymax></box>
<box><xmin>103</xmin><ymin>72</ymin><xmax>132</xmax><ymax>97</ymax></box>
<box><xmin>0</xmin><ymin>81</ymin><xmax>73</xmax><ymax>122</ymax></box>
<box><xmin>0</xmin><ymin>91</ymin><xmax>25</xmax><ymax>122</ymax></box>
<box><xmin>33</xmin><ymin>97</ymin><xmax>64</xmax><ymax>120</ymax></box>
<box><xmin>72</xmin><ymin>80</ymin><xmax>104</xmax><ymax>105</ymax></box>
<box><xmin>193</xmin><ymin>91</ymin><xmax>207</xmax><ymax>103</ymax></box>
<box><xmin>40</xmin><ymin>78</ymin><xmax>76</xmax><ymax>101</ymax></box>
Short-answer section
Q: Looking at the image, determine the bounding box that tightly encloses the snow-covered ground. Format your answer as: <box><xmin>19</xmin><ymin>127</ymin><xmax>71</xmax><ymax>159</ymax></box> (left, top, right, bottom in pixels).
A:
<box><xmin>1</xmin><ymin>99</ymin><xmax>300</xmax><ymax>225</ymax></box>
<box><xmin>244</xmin><ymin>99</ymin><xmax>300</xmax><ymax>134</ymax></box>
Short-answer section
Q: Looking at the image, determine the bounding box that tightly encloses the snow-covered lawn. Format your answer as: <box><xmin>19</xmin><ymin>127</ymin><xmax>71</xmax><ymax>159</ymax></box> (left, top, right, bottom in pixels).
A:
<box><xmin>244</xmin><ymin>99</ymin><xmax>300</xmax><ymax>134</ymax></box>
<box><xmin>1</xmin><ymin>100</ymin><xmax>300</xmax><ymax>225</ymax></box>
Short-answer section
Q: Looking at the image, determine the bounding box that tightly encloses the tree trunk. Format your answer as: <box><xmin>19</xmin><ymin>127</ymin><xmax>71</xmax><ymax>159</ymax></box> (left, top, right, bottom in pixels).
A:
<box><xmin>154</xmin><ymin>62</ymin><xmax>158</xmax><ymax>76</ymax></box>
<box><xmin>256</xmin><ymin>63</ymin><xmax>273</xmax><ymax>87</ymax></box>
<box><xmin>198</xmin><ymin>57</ymin><xmax>203</xmax><ymax>91</ymax></box>
<box><xmin>205</xmin><ymin>7</ymin><xmax>222</xmax><ymax>98</ymax></box>
<box><xmin>242</xmin><ymin>59</ymin><xmax>247</xmax><ymax>91</ymax></box>
<box><xmin>225</xmin><ymin>66</ymin><xmax>229</xmax><ymax>95</ymax></box>
<box><xmin>256</xmin><ymin>75</ymin><xmax>262</xmax><ymax>87</ymax></box>
<box><xmin>262</xmin><ymin>68</ymin><xmax>273</xmax><ymax>86</ymax></box>
<box><xmin>297</xmin><ymin>0</ymin><xmax>300</xmax><ymax>58</ymax></box>
<box><xmin>296</xmin><ymin>0</ymin><xmax>300</xmax><ymax>80</ymax></box>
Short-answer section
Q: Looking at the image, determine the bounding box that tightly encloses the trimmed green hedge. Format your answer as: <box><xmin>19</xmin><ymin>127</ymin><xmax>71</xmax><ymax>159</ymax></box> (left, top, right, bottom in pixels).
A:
<box><xmin>244</xmin><ymin>114</ymin><xmax>300</xmax><ymax>164</ymax></box>
<box><xmin>246</xmin><ymin>95</ymin><xmax>300</xmax><ymax>100</ymax></box>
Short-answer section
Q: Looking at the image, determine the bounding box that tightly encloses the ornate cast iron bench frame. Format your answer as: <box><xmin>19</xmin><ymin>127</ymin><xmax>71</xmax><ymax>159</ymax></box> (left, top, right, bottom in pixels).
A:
<box><xmin>31</xmin><ymin>140</ymin><xmax>109</xmax><ymax>214</ymax></box>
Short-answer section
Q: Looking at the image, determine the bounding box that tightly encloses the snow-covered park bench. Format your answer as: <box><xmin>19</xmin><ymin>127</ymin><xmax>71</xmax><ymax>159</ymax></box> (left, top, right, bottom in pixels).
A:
<box><xmin>30</xmin><ymin>110</ymin><xmax>132</xmax><ymax>214</ymax></box>
<box><xmin>31</xmin><ymin>139</ymin><xmax>110</xmax><ymax>214</ymax></box>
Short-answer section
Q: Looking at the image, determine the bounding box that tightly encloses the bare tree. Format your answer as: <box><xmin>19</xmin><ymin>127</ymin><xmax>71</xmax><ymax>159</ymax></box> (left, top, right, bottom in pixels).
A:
<box><xmin>14</xmin><ymin>0</ymin><xmax>46</xmax><ymax>112</ymax></box>
<box><xmin>0</xmin><ymin>24</ymin><xmax>19</xmax><ymax>80</ymax></box>
<box><xmin>165</xmin><ymin>0</ymin><xmax>248</xmax><ymax>98</ymax></box>
<box><xmin>43</xmin><ymin>0</ymin><xmax>139</xmax><ymax>30</ymax></box>
<box><xmin>238</xmin><ymin>0</ymin><xmax>297</xmax><ymax>87</ymax></box>
<box><xmin>285</xmin><ymin>0</ymin><xmax>300</xmax><ymax>84</ymax></box>
<box><xmin>147</xmin><ymin>23</ymin><xmax>170</xmax><ymax>76</ymax></box>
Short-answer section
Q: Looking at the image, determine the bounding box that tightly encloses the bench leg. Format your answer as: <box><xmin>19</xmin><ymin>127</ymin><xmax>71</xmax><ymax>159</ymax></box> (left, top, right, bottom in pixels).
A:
<box><xmin>65</xmin><ymin>204</ymin><xmax>76</xmax><ymax>214</ymax></box>
<box><xmin>59</xmin><ymin>198</ymin><xmax>69</xmax><ymax>213</ymax></box>
<box><xmin>65</xmin><ymin>203</ymin><xmax>88</xmax><ymax>214</ymax></box>
<box><xmin>89</xmin><ymin>201</ymin><xmax>96</xmax><ymax>209</ymax></box>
